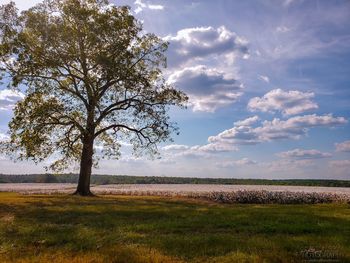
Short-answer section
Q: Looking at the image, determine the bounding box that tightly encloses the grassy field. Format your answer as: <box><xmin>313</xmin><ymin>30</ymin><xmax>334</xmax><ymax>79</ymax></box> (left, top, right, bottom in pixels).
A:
<box><xmin>0</xmin><ymin>193</ymin><xmax>349</xmax><ymax>262</ymax></box>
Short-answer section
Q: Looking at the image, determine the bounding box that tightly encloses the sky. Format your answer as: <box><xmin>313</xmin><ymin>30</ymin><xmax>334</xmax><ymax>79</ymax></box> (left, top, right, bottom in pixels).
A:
<box><xmin>0</xmin><ymin>0</ymin><xmax>349</xmax><ymax>179</ymax></box>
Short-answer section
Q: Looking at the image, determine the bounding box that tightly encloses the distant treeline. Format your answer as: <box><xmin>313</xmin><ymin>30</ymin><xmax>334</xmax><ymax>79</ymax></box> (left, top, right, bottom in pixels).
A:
<box><xmin>0</xmin><ymin>174</ymin><xmax>349</xmax><ymax>187</ymax></box>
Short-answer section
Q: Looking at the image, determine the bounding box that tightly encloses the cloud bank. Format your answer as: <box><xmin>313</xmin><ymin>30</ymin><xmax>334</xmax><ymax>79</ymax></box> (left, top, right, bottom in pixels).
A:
<box><xmin>209</xmin><ymin>114</ymin><xmax>347</xmax><ymax>146</ymax></box>
<box><xmin>277</xmin><ymin>149</ymin><xmax>332</xmax><ymax>159</ymax></box>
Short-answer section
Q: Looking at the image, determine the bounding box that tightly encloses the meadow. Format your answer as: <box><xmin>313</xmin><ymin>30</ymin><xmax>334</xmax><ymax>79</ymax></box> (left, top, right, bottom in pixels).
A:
<box><xmin>0</xmin><ymin>192</ymin><xmax>349</xmax><ymax>262</ymax></box>
<box><xmin>1</xmin><ymin>183</ymin><xmax>349</xmax><ymax>204</ymax></box>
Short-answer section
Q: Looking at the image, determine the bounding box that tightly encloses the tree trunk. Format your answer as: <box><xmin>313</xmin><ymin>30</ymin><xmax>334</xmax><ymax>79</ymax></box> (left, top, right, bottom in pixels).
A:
<box><xmin>74</xmin><ymin>134</ymin><xmax>94</xmax><ymax>196</ymax></box>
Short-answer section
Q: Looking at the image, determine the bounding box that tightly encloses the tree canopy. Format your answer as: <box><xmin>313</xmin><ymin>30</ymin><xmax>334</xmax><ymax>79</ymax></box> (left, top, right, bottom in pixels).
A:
<box><xmin>0</xmin><ymin>0</ymin><xmax>187</xmax><ymax>195</ymax></box>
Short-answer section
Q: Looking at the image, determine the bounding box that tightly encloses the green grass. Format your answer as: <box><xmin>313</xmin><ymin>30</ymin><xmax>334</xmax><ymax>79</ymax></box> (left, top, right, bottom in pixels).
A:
<box><xmin>0</xmin><ymin>192</ymin><xmax>349</xmax><ymax>262</ymax></box>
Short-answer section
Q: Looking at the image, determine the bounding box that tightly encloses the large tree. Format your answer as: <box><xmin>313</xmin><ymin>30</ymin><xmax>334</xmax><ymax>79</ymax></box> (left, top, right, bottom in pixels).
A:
<box><xmin>0</xmin><ymin>0</ymin><xmax>187</xmax><ymax>196</ymax></box>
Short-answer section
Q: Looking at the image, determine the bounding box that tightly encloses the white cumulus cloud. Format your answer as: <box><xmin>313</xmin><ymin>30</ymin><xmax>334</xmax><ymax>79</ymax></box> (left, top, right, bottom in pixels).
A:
<box><xmin>233</xmin><ymin>116</ymin><xmax>260</xmax><ymax>127</ymax></box>
<box><xmin>162</xmin><ymin>142</ymin><xmax>237</xmax><ymax>160</ymax></box>
<box><xmin>209</xmin><ymin>114</ymin><xmax>347</xmax><ymax>146</ymax></box>
<box><xmin>134</xmin><ymin>0</ymin><xmax>164</xmax><ymax>14</ymax></box>
<box><xmin>168</xmin><ymin>65</ymin><xmax>243</xmax><ymax>112</ymax></box>
<box><xmin>190</xmin><ymin>143</ymin><xmax>237</xmax><ymax>154</ymax></box>
<box><xmin>335</xmin><ymin>140</ymin><xmax>350</xmax><ymax>152</ymax></box>
<box><xmin>162</xmin><ymin>144</ymin><xmax>190</xmax><ymax>151</ymax></box>
<box><xmin>164</xmin><ymin>26</ymin><xmax>249</xmax><ymax>67</ymax></box>
<box><xmin>0</xmin><ymin>89</ymin><xmax>24</xmax><ymax>111</ymax></box>
<box><xmin>0</xmin><ymin>132</ymin><xmax>9</xmax><ymax>141</ymax></box>
<box><xmin>248</xmin><ymin>89</ymin><xmax>318</xmax><ymax>115</ymax></box>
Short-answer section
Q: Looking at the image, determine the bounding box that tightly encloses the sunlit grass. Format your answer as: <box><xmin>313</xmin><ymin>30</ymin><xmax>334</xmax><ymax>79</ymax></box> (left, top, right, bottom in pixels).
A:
<box><xmin>0</xmin><ymin>192</ymin><xmax>349</xmax><ymax>262</ymax></box>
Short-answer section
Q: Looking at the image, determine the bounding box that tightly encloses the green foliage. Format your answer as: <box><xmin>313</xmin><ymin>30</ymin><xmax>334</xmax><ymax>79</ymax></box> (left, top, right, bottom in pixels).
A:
<box><xmin>0</xmin><ymin>173</ymin><xmax>349</xmax><ymax>187</ymax></box>
<box><xmin>0</xmin><ymin>0</ymin><xmax>187</xmax><ymax>171</ymax></box>
<box><xmin>0</xmin><ymin>193</ymin><xmax>349</xmax><ymax>262</ymax></box>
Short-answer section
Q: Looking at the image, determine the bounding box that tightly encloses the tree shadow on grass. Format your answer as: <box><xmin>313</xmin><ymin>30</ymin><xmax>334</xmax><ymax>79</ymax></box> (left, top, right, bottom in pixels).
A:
<box><xmin>0</xmin><ymin>194</ymin><xmax>349</xmax><ymax>262</ymax></box>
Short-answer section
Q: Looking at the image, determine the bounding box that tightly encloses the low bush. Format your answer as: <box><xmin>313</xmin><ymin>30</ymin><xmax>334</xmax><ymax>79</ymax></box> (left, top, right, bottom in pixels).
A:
<box><xmin>93</xmin><ymin>189</ymin><xmax>350</xmax><ymax>204</ymax></box>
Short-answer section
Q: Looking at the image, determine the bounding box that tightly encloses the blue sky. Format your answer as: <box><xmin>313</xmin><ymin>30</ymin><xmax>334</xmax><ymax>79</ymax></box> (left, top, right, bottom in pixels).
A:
<box><xmin>0</xmin><ymin>0</ymin><xmax>349</xmax><ymax>179</ymax></box>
